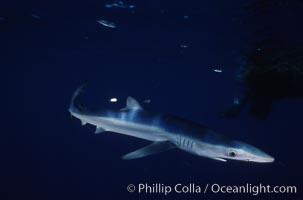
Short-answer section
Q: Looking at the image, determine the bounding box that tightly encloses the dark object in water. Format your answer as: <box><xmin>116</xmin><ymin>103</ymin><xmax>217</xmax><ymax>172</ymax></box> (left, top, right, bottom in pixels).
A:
<box><xmin>245</xmin><ymin>0</ymin><xmax>303</xmax><ymax>13</ymax></box>
<box><xmin>222</xmin><ymin>40</ymin><xmax>303</xmax><ymax>119</ymax></box>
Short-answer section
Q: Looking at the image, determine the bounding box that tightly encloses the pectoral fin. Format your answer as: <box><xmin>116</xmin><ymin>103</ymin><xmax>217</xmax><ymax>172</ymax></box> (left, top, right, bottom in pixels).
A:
<box><xmin>122</xmin><ymin>141</ymin><xmax>175</xmax><ymax>160</ymax></box>
<box><xmin>213</xmin><ymin>157</ymin><xmax>227</xmax><ymax>162</ymax></box>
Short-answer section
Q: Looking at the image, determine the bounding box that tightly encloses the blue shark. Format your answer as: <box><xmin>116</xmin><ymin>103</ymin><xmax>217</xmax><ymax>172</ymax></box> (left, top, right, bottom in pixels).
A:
<box><xmin>69</xmin><ymin>84</ymin><xmax>274</xmax><ymax>163</ymax></box>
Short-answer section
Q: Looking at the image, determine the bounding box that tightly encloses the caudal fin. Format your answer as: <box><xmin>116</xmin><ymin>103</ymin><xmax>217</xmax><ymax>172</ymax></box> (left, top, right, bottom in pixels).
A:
<box><xmin>69</xmin><ymin>82</ymin><xmax>87</xmax><ymax>113</ymax></box>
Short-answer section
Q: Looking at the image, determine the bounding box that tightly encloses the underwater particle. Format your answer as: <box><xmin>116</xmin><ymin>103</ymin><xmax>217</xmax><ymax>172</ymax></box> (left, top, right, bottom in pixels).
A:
<box><xmin>31</xmin><ymin>13</ymin><xmax>41</xmax><ymax>19</ymax></box>
<box><xmin>0</xmin><ymin>17</ymin><xmax>5</xmax><ymax>21</ymax></box>
<box><xmin>143</xmin><ymin>99</ymin><xmax>151</xmax><ymax>103</ymax></box>
<box><xmin>97</xmin><ymin>20</ymin><xmax>116</xmax><ymax>28</ymax></box>
<box><xmin>213</xmin><ymin>69</ymin><xmax>223</xmax><ymax>73</ymax></box>
<box><xmin>110</xmin><ymin>98</ymin><xmax>118</xmax><ymax>102</ymax></box>
<box><xmin>183</xmin><ymin>15</ymin><xmax>189</xmax><ymax>20</ymax></box>
<box><xmin>160</xmin><ymin>9</ymin><xmax>166</xmax><ymax>14</ymax></box>
<box><xmin>180</xmin><ymin>43</ymin><xmax>189</xmax><ymax>48</ymax></box>
<box><xmin>105</xmin><ymin>1</ymin><xmax>135</xmax><ymax>9</ymax></box>
<box><xmin>105</xmin><ymin>1</ymin><xmax>125</xmax><ymax>8</ymax></box>
<box><xmin>233</xmin><ymin>97</ymin><xmax>240</xmax><ymax>105</ymax></box>
<box><xmin>105</xmin><ymin>3</ymin><xmax>117</xmax><ymax>8</ymax></box>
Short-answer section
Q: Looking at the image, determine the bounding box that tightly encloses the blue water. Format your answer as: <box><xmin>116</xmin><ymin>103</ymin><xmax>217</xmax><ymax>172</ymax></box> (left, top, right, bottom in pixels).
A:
<box><xmin>1</xmin><ymin>0</ymin><xmax>302</xmax><ymax>199</ymax></box>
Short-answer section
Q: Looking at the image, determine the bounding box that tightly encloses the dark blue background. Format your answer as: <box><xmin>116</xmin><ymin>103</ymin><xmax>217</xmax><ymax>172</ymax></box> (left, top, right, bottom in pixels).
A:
<box><xmin>1</xmin><ymin>0</ymin><xmax>302</xmax><ymax>199</ymax></box>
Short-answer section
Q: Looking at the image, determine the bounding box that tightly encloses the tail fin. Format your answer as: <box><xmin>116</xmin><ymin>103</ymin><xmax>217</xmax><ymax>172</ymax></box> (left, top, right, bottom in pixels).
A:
<box><xmin>69</xmin><ymin>82</ymin><xmax>87</xmax><ymax>113</ymax></box>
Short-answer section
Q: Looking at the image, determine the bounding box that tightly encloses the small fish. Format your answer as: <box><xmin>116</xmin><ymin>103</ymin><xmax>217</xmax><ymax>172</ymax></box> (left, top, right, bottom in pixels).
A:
<box><xmin>97</xmin><ymin>20</ymin><xmax>116</xmax><ymax>28</ymax></box>
<box><xmin>213</xmin><ymin>69</ymin><xmax>223</xmax><ymax>73</ymax></box>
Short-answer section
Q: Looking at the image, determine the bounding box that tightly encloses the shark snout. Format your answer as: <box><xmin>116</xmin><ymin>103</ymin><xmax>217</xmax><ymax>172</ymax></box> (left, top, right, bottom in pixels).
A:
<box><xmin>253</xmin><ymin>156</ymin><xmax>274</xmax><ymax>163</ymax></box>
<box><xmin>249</xmin><ymin>152</ymin><xmax>275</xmax><ymax>163</ymax></box>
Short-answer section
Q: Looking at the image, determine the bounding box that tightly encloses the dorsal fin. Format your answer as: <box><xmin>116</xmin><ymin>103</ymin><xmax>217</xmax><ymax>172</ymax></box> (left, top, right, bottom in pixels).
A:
<box><xmin>124</xmin><ymin>96</ymin><xmax>143</xmax><ymax>110</ymax></box>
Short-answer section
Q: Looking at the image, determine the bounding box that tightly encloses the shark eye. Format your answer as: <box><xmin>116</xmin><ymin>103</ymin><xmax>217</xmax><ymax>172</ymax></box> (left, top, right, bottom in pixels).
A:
<box><xmin>228</xmin><ymin>150</ymin><xmax>237</xmax><ymax>157</ymax></box>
